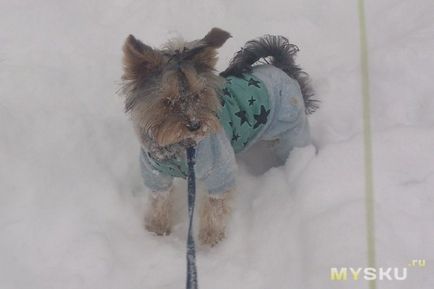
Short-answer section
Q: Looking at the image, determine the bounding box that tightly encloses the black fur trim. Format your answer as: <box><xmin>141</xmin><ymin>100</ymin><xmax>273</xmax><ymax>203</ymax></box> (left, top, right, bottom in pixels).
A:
<box><xmin>220</xmin><ymin>35</ymin><xmax>318</xmax><ymax>114</ymax></box>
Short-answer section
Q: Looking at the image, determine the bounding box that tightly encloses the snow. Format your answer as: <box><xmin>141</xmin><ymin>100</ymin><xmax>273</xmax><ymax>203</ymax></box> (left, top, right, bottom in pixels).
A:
<box><xmin>1</xmin><ymin>0</ymin><xmax>434</xmax><ymax>288</ymax></box>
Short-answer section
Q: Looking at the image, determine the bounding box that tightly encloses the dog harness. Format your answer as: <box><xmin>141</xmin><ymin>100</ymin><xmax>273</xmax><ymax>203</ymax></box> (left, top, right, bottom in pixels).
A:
<box><xmin>146</xmin><ymin>73</ymin><xmax>270</xmax><ymax>178</ymax></box>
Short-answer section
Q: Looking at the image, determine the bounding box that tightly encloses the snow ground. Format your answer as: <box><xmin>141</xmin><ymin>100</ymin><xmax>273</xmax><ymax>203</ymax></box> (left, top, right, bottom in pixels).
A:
<box><xmin>1</xmin><ymin>0</ymin><xmax>434</xmax><ymax>288</ymax></box>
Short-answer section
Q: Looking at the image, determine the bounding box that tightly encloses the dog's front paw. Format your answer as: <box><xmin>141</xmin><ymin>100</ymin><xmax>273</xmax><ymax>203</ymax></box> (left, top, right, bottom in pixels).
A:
<box><xmin>199</xmin><ymin>192</ymin><xmax>232</xmax><ymax>246</ymax></box>
<box><xmin>145</xmin><ymin>214</ymin><xmax>171</xmax><ymax>236</ymax></box>
<box><xmin>199</xmin><ymin>223</ymin><xmax>225</xmax><ymax>247</ymax></box>
<box><xmin>145</xmin><ymin>190</ymin><xmax>172</xmax><ymax>236</ymax></box>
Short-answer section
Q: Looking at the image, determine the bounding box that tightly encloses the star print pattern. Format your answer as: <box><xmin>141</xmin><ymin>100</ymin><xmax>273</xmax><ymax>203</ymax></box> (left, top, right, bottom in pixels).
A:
<box><xmin>235</xmin><ymin>110</ymin><xmax>251</xmax><ymax>126</ymax></box>
<box><xmin>253</xmin><ymin>105</ymin><xmax>270</xmax><ymax>129</ymax></box>
<box><xmin>232</xmin><ymin>131</ymin><xmax>240</xmax><ymax>142</ymax></box>
<box><xmin>247</xmin><ymin>78</ymin><xmax>261</xmax><ymax>88</ymax></box>
<box><xmin>248</xmin><ymin>96</ymin><xmax>256</xmax><ymax>106</ymax></box>
<box><xmin>218</xmin><ymin>74</ymin><xmax>271</xmax><ymax>152</ymax></box>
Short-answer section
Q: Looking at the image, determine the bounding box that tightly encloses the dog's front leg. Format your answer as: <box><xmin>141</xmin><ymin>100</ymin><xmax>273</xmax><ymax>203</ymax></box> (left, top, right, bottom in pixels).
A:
<box><xmin>145</xmin><ymin>188</ymin><xmax>173</xmax><ymax>236</ymax></box>
<box><xmin>199</xmin><ymin>190</ymin><xmax>232</xmax><ymax>246</ymax></box>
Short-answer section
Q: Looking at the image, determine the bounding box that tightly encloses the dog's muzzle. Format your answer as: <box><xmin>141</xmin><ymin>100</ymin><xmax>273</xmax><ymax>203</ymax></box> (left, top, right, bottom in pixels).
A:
<box><xmin>186</xmin><ymin>121</ymin><xmax>201</xmax><ymax>132</ymax></box>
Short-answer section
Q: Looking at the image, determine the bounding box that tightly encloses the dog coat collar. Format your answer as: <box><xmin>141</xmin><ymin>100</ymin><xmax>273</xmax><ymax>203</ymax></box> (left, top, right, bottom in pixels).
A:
<box><xmin>147</xmin><ymin>150</ymin><xmax>189</xmax><ymax>178</ymax></box>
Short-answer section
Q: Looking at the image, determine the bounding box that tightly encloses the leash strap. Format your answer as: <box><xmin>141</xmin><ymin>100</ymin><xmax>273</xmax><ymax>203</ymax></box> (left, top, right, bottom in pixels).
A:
<box><xmin>186</xmin><ymin>146</ymin><xmax>198</xmax><ymax>289</ymax></box>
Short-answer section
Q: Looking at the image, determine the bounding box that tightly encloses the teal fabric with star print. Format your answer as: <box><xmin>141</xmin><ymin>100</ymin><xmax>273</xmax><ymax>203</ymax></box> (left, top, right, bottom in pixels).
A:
<box><xmin>218</xmin><ymin>74</ymin><xmax>271</xmax><ymax>153</ymax></box>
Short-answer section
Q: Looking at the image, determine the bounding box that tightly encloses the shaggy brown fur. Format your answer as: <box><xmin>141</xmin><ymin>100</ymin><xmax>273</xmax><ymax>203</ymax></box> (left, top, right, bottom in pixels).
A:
<box><xmin>145</xmin><ymin>189</ymin><xmax>173</xmax><ymax>236</ymax></box>
<box><xmin>121</xmin><ymin>28</ymin><xmax>230</xmax><ymax>148</ymax></box>
<box><xmin>199</xmin><ymin>191</ymin><xmax>232</xmax><ymax>246</ymax></box>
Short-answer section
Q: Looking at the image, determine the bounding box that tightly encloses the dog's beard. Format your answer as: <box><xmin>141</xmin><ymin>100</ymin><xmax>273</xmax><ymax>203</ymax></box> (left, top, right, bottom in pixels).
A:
<box><xmin>144</xmin><ymin>121</ymin><xmax>219</xmax><ymax>162</ymax></box>
<box><xmin>152</xmin><ymin>117</ymin><xmax>221</xmax><ymax>147</ymax></box>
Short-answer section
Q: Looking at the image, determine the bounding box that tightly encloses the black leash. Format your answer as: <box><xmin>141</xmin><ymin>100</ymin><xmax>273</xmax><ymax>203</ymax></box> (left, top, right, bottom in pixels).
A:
<box><xmin>186</xmin><ymin>146</ymin><xmax>198</xmax><ymax>289</ymax></box>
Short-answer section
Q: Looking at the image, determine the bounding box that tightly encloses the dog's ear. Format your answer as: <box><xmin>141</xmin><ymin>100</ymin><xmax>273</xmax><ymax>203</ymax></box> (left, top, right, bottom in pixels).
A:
<box><xmin>191</xmin><ymin>28</ymin><xmax>231</xmax><ymax>71</ymax></box>
<box><xmin>202</xmin><ymin>27</ymin><xmax>231</xmax><ymax>48</ymax></box>
<box><xmin>122</xmin><ymin>35</ymin><xmax>163</xmax><ymax>82</ymax></box>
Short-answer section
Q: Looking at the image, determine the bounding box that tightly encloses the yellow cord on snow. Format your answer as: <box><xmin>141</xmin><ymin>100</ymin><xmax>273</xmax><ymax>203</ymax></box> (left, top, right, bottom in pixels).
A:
<box><xmin>358</xmin><ymin>1</ymin><xmax>377</xmax><ymax>289</ymax></box>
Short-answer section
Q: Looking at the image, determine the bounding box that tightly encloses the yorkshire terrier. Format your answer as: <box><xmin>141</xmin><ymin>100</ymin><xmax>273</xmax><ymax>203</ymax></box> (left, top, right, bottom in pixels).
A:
<box><xmin>121</xmin><ymin>28</ymin><xmax>317</xmax><ymax>246</ymax></box>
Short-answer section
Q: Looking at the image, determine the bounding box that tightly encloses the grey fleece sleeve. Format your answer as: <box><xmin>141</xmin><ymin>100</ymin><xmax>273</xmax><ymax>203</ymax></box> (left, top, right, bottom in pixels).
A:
<box><xmin>196</xmin><ymin>130</ymin><xmax>237</xmax><ymax>195</ymax></box>
<box><xmin>139</xmin><ymin>149</ymin><xmax>173</xmax><ymax>192</ymax></box>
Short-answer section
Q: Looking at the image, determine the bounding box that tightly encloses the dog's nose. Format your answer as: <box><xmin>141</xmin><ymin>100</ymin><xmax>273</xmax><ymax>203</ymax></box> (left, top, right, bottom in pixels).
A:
<box><xmin>186</xmin><ymin>121</ymin><xmax>201</xmax><ymax>132</ymax></box>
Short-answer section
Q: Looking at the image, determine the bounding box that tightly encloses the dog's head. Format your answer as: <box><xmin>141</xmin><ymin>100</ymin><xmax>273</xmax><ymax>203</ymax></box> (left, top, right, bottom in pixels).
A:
<box><xmin>121</xmin><ymin>28</ymin><xmax>231</xmax><ymax>147</ymax></box>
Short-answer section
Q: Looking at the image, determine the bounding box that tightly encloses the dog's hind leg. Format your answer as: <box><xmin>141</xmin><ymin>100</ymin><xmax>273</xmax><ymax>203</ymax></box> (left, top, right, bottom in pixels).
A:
<box><xmin>145</xmin><ymin>188</ymin><xmax>173</xmax><ymax>236</ymax></box>
<box><xmin>272</xmin><ymin>106</ymin><xmax>312</xmax><ymax>164</ymax></box>
<box><xmin>199</xmin><ymin>190</ymin><xmax>232</xmax><ymax>246</ymax></box>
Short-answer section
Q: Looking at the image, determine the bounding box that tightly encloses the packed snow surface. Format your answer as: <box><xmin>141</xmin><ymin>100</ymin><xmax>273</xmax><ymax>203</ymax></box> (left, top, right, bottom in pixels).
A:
<box><xmin>1</xmin><ymin>0</ymin><xmax>433</xmax><ymax>288</ymax></box>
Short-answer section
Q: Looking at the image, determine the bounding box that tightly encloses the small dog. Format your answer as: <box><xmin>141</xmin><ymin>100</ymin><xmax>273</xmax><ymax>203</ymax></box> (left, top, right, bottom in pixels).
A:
<box><xmin>121</xmin><ymin>28</ymin><xmax>317</xmax><ymax>246</ymax></box>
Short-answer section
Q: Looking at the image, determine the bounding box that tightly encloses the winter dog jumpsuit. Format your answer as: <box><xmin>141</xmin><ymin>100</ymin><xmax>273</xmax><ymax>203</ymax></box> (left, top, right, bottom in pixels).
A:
<box><xmin>139</xmin><ymin>65</ymin><xmax>311</xmax><ymax>195</ymax></box>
